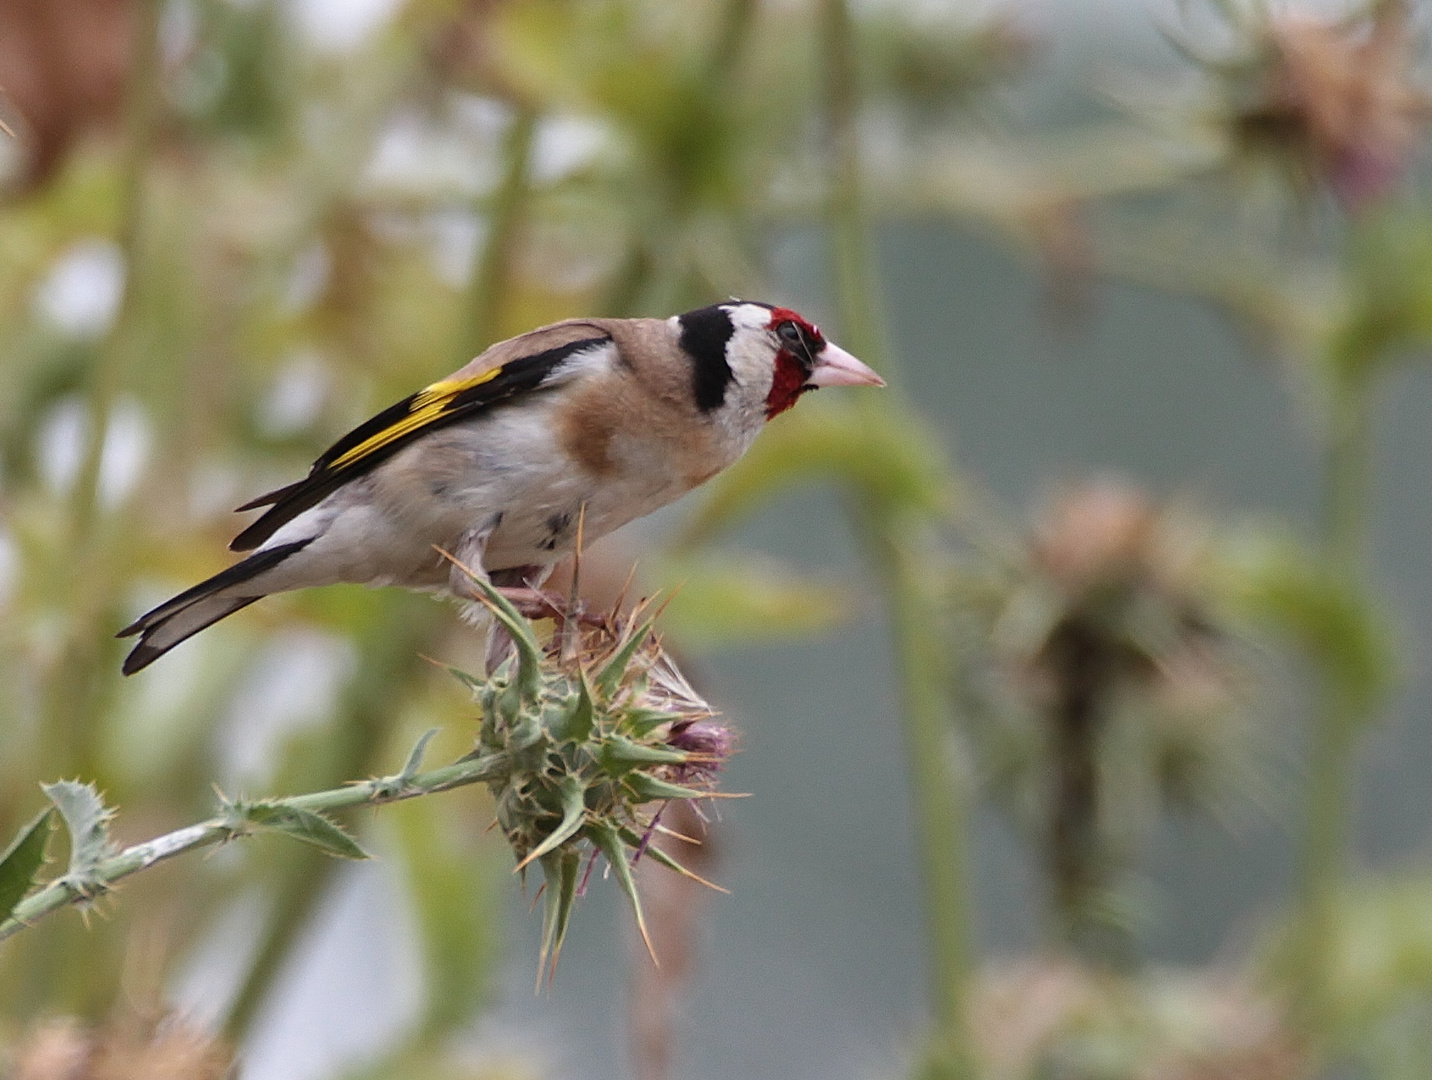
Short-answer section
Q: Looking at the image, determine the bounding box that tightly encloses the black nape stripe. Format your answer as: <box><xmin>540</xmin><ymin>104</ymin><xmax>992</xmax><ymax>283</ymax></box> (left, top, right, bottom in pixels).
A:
<box><xmin>678</xmin><ymin>304</ymin><xmax>737</xmax><ymax>413</ymax></box>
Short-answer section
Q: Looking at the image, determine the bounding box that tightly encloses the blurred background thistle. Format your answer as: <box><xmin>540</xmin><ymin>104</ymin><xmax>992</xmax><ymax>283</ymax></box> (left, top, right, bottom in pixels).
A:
<box><xmin>1</xmin><ymin>1</ymin><xmax>1432</xmax><ymax>1079</ymax></box>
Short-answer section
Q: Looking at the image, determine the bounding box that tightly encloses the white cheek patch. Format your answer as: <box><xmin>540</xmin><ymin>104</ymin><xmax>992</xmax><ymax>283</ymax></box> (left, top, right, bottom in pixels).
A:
<box><xmin>720</xmin><ymin>304</ymin><xmax>777</xmax><ymax>388</ymax></box>
<box><xmin>725</xmin><ymin>302</ymin><xmax>775</xmax><ymax>336</ymax></box>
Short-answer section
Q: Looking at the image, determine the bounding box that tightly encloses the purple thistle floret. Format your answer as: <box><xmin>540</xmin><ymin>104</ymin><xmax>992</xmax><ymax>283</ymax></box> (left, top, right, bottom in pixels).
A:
<box><xmin>667</xmin><ymin>719</ymin><xmax>735</xmax><ymax>782</ymax></box>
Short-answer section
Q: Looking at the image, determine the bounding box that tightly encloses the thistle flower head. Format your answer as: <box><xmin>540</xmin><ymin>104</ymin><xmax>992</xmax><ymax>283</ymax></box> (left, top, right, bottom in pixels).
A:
<box><xmin>957</xmin><ymin>478</ymin><xmax>1261</xmax><ymax>952</ymax></box>
<box><xmin>454</xmin><ymin>575</ymin><xmax>736</xmax><ymax>982</ymax></box>
<box><xmin>1188</xmin><ymin>0</ymin><xmax>1432</xmax><ymax>209</ymax></box>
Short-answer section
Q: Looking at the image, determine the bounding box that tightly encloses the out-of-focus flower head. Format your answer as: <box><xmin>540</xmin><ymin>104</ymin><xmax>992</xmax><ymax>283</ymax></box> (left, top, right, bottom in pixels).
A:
<box><xmin>1189</xmin><ymin>0</ymin><xmax>1432</xmax><ymax>210</ymax></box>
<box><xmin>1014</xmin><ymin>479</ymin><xmax>1234</xmax><ymax>734</ymax></box>
<box><xmin>10</xmin><ymin>1016</ymin><xmax>232</xmax><ymax>1080</ymax></box>
<box><xmin>967</xmin><ymin>958</ymin><xmax>1307</xmax><ymax>1080</ymax></box>
<box><xmin>953</xmin><ymin>478</ymin><xmax>1263</xmax><ymax>950</ymax></box>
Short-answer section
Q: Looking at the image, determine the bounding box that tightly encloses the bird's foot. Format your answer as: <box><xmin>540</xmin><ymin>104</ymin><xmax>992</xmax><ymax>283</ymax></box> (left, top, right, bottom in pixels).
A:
<box><xmin>493</xmin><ymin>586</ymin><xmax>604</xmax><ymax>627</ymax></box>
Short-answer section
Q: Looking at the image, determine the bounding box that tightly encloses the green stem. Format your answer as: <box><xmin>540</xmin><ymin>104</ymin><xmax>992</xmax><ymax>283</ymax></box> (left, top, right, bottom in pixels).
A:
<box><xmin>816</xmin><ymin>1</ymin><xmax>970</xmax><ymax>1066</ymax></box>
<box><xmin>1325</xmin><ymin>372</ymin><xmax>1372</xmax><ymax>569</ymax></box>
<box><xmin>816</xmin><ymin>0</ymin><xmax>892</xmax><ymax>381</ymax></box>
<box><xmin>42</xmin><ymin>0</ymin><xmax>162</xmax><ymax>783</ymax></box>
<box><xmin>871</xmin><ymin>521</ymin><xmax>974</xmax><ymax>1061</ymax></box>
<box><xmin>708</xmin><ymin>0</ymin><xmax>757</xmax><ymax>79</ymax></box>
<box><xmin>1296</xmin><ymin>368</ymin><xmax>1374</xmax><ymax>1016</ymax></box>
<box><xmin>68</xmin><ymin>0</ymin><xmax>161</xmax><ymax>536</ymax></box>
<box><xmin>0</xmin><ymin>752</ymin><xmax>510</xmax><ymax>945</ymax></box>
<box><xmin>458</xmin><ymin>106</ymin><xmax>537</xmax><ymax>360</ymax></box>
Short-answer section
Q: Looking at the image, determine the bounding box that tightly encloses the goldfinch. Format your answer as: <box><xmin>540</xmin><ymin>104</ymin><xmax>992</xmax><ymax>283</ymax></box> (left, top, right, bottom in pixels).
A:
<box><xmin>119</xmin><ymin>300</ymin><xmax>884</xmax><ymax>674</ymax></box>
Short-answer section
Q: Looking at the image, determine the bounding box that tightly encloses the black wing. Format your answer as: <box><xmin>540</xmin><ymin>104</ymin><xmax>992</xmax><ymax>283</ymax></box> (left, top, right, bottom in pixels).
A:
<box><xmin>230</xmin><ymin>335</ymin><xmax>610</xmax><ymax>551</ymax></box>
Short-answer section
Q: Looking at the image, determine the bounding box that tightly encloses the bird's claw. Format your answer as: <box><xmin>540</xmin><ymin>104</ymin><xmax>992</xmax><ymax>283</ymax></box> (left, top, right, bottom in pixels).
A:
<box><xmin>493</xmin><ymin>586</ymin><xmax>603</xmax><ymax>626</ymax></box>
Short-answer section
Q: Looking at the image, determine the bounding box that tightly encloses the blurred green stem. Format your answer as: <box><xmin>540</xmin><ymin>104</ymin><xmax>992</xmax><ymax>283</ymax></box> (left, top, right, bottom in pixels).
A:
<box><xmin>602</xmin><ymin>0</ymin><xmax>755</xmax><ymax>320</ymax></box>
<box><xmin>709</xmin><ymin>0</ymin><xmax>756</xmax><ymax>76</ymax></box>
<box><xmin>69</xmin><ymin>0</ymin><xmax>160</xmax><ymax>536</ymax></box>
<box><xmin>861</xmin><ymin>516</ymin><xmax>975</xmax><ymax>1075</ymax></box>
<box><xmin>818</xmin><ymin>0</ymin><xmax>970</xmax><ymax>1068</ymax></box>
<box><xmin>1296</xmin><ymin>367</ymin><xmax>1374</xmax><ymax>1017</ymax></box>
<box><xmin>1325</xmin><ymin>371</ymin><xmax>1372</xmax><ymax>568</ymax></box>
<box><xmin>817</xmin><ymin>0</ymin><xmax>893</xmax><ymax>380</ymax></box>
<box><xmin>458</xmin><ymin>105</ymin><xmax>537</xmax><ymax>359</ymax></box>
<box><xmin>43</xmin><ymin>0</ymin><xmax>162</xmax><ymax>780</ymax></box>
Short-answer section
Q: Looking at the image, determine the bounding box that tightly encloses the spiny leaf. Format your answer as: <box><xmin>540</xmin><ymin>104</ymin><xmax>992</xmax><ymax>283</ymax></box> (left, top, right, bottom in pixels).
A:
<box><xmin>554</xmin><ymin>671</ymin><xmax>595</xmax><ymax>743</ymax></box>
<box><xmin>595</xmin><ymin>617</ymin><xmax>656</xmax><ymax>697</ymax></box>
<box><xmin>600</xmin><ymin>736</ymin><xmax>689</xmax><ymax>770</ymax></box>
<box><xmin>399</xmin><ymin>729</ymin><xmax>440</xmax><ymax>783</ymax></box>
<box><xmin>372</xmin><ymin>728</ymin><xmax>443</xmax><ymax>799</ymax></box>
<box><xmin>460</xmin><ymin>569</ymin><xmax>543</xmax><ymax>701</ymax></box>
<box><xmin>617</xmin><ymin>824</ymin><xmax>728</xmax><ymax>893</ymax></box>
<box><xmin>624</xmin><ymin>772</ymin><xmax>717</xmax><ymax>802</ymax></box>
<box><xmin>445</xmin><ymin>665</ymin><xmax>486</xmax><ymax>693</ymax></box>
<box><xmin>536</xmin><ymin>849</ymin><xmax>581</xmax><ymax>987</ymax></box>
<box><xmin>623</xmin><ymin>707</ymin><xmax>682</xmax><ymax>737</ymax></box>
<box><xmin>536</xmin><ymin>852</ymin><xmax>561</xmax><ymax>984</ymax></box>
<box><xmin>239</xmin><ymin>803</ymin><xmax>369</xmax><ymax>860</ymax></box>
<box><xmin>546</xmin><ymin>848</ymin><xmax>581</xmax><ymax>984</ymax></box>
<box><xmin>590</xmin><ymin>823</ymin><xmax>656</xmax><ymax>965</ymax></box>
<box><xmin>514</xmin><ymin>775</ymin><xmax>587</xmax><ymax>871</ymax></box>
<box><xmin>42</xmin><ymin>781</ymin><xmax>115</xmax><ymax>883</ymax></box>
<box><xmin>0</xmin><ymin>810</ymin><xmax>54</xmax><ymax>921</ymax></box>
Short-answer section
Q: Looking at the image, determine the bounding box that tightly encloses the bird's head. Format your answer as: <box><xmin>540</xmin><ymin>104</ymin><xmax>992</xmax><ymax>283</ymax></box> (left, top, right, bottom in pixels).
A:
<box><xmin>673</xmin><ymin>300</ymin><xmax>885</xmax><ymax>422</ymax></box>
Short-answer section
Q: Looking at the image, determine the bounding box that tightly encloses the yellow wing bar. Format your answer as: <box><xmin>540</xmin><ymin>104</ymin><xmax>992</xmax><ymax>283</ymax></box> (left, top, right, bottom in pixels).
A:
<box><xmin>328</xmin><ymin>367</ymin><xmax>503</xmax><ymax>470</ymax></box>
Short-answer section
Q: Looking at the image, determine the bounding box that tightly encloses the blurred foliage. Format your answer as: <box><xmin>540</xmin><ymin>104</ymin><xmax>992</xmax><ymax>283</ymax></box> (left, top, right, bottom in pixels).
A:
<box><xmin>0</xmin><ymin>0</ymin><xmax>1430</xmax><ymax>1078</ymax></box>
<box><xmin>966</xmin><ymin>958</ymin><xmax>1305</xmax><ymax>1080</ymax></box>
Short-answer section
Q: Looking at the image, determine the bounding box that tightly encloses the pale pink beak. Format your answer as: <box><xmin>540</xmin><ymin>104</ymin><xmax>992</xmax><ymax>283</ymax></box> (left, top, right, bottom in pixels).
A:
<box><xmin>805</xmin><ymin>342</ymin><xmax>886</xmax><ymax>388</ymax></box>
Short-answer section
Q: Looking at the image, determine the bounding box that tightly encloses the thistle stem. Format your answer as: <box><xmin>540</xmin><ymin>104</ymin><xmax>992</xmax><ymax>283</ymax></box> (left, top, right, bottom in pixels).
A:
<box><xmin>0</xmin><ymin>753</ymin><xmax>509</xmax><ymax>945</ymax></box>
<box><xmin>1296</xmin><ymin>367</ymin><xmax>1374</xmax><ymax>1016</ymax></box>
<box><xmin>43</xmin><ymin>0</ymin><xmax>162</xmax><ymax>782</ymax></box>
<box><xmin>817</xmin><ymin>0</ymin><xmax>971</xmax><ymax>1066</ymax></box>
<box><xmin>1046</xmin><ymin>623</ymin><xmax>1107</xmax><ymax>953</ymax></box>
<box><xmin>459</xmin><ymin>105</ymin><xmax>537</xmax><ymax>359</ymax></box>
<box><xmin>875</xmin><ymin>524</ymin><xmax>975</xmax><ymax>1060</ymax></box>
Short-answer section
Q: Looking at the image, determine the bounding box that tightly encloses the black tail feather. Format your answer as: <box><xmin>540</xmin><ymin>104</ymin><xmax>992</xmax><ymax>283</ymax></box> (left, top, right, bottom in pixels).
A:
<box><xmin>121</xmin><ymin>597</ymin><xmax>262</xmax><ymax>675</ymax></box>
<box><xmin>119</xmin><ymin>538</ymin><xmax>314</xmax><ymax>674</ymax></box>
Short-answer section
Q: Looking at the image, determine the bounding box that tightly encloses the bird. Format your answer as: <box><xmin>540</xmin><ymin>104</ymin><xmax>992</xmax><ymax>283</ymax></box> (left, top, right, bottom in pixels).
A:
<box><xmin>118</xmin><ymin>300</ymin><xmax>884</xmax><ymax>674</ymax></box>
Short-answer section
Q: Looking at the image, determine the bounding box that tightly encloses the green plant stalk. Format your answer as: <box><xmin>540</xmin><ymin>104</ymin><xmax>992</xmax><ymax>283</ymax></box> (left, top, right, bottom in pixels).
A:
<box><xmin>69</xmin><ymin>0</ymin><xmax>161</xmax><ymax>538</ymax></box>
<box><xmin>42</xmin><ymin>0</ymin><xmax>163</xmax><ymax>781</ymax></box>
<box><xmin>458</xmin><ymin>105</ymin><xmax>537</xmax><ymax>360</ymax></box>
<box><xmin>817</xmin><ymin>0</ymin><xmax>970</xmax><ymax>1065</ymax></box>
<box><xmin>0</xmin><ymin>752</ymin><xmax>510</xmax><ymax>945</ymax></box>
<box><xmin>1296</xmin><ymin>367</ymin><xmax>1374</xmax><ymax>1017</ymax></box>
<box><xmin>603</xmin><ymin>0</ymin><xmax>755</xmax><ymax>321</ymax></box>
<box><xmin>817</xmin><ymin>0</ymin><xmax>893</xmax><ymax>381</ymax></box>
<box><xmin>709</xmin><ymin>0</ymin><xmax>757</xmax><ymax>77</ymax></box>
<box><xmin>869</xmin><ymin>519</ymin><xmax>974</xmax><ymax>1067</ymax></box>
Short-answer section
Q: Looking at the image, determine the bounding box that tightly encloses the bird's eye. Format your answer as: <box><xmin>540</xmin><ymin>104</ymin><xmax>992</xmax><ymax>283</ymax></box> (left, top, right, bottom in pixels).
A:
<box><xmin>777</xmin><ymin>321</ymin><xmax>802</xmax><ymax>347</ymax></box>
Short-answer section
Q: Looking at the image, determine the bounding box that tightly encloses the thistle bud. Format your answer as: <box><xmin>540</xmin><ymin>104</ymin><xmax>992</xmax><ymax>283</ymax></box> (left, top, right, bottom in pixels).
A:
<box><xmin>453</xmin><ymin>575</ymin><xmax>736</xmax><ymax>982</ymax></box>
